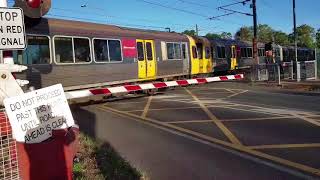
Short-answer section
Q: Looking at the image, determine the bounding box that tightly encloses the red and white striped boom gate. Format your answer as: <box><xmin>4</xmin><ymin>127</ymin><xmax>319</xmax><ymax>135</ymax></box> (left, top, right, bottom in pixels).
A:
<box><xmin>65</xmin><ymin>74</ymin><xmax>244</xmax><ymax>99</ymax></box>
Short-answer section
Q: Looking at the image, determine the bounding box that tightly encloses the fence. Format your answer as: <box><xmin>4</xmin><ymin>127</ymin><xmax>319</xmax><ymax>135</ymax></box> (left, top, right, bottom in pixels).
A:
<box><xmin>257</xmin><ymin>60</ymin><xmax>318</xmax><ymax>82</ymax></box>
<box><xmin>299</xmin><ymin>61</ymin><xmax>317</xmax><ymax>80</ymax></box>
<box><xmin>0</xmin><ymin>110</ymin><xmax>19</xmax><ymax>180</ymax></box>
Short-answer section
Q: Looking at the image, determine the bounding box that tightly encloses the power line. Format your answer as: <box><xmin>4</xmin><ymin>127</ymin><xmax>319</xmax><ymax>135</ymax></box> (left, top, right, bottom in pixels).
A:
<box><xmin>134</xmin><ymin>0</ymin><xmax>209</xmax><ymax>18</ymax></box>
<box><xmin>52</xmin><ymin>6</ymin><xmax>221</xmax><ymax>30</ymax></box>
<box><xmin>46</xmin><ymin>13</ymin><xmax>170</xmax><ymax>30</ymax></box>
<box><xmin>176</xmin><ymin>0</ymin><xmax>212</xmax><ymax>9</ymax></box>
<box><xmin>208</xmin><ymin>12</ymin><xmax>236</xmax><ymax>20</ymax></box>
<box><xmin>209</xmin><ymin>0</ymin><xmax>251</xmax><ymax>20</ymax></box>
<box><xmin>219</xmin><ymin>0</ymin><xmax>250</xmax><ymax>8</ymax></box>
<box><xmin>218</xmin><ymin>7</ymin><xmax>252</xmax><ymax>16</ymax></box>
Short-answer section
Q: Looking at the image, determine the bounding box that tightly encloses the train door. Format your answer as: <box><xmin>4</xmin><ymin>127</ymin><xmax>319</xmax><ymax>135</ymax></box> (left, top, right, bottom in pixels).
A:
<box><xmin>187</xmin><ymin>36</ymin><xmax>200</xmax><ymax>75</ymax></box>
<box><xmin>230</xmin><ymin>45</ymin><xmax>237</xmax><ymax>70</ymax></box>
<box><xmin>136</xmin><ymin>39</ymin><xmax>156</xmax><ymax>79</ymax></box>
<box><xmin>182</xmin><ymin>43</ymin><xmax>190</xmax><ymax>74</ymax></box>
<box><xmin>197</xmin><ymin>43</ymin><xmax>204</xmax><ymax>73</ymax></box>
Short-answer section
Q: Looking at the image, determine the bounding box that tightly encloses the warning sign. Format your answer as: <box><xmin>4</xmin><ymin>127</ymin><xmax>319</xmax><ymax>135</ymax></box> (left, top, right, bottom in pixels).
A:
<box><xmin>3</xmin><ymin>84</ymin><xmax>75</xmax><ymax>144</ymax></box>
<box><xmin>0</xmin><ymin>8</ymin><xmax>26</xmax><ymax>50</ymax></box>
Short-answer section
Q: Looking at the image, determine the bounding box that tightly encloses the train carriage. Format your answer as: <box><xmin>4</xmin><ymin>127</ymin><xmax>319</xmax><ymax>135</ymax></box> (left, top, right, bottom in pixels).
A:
<box><xmin>13</xmin><ymin>18</ymin><xmax>192</xmax><ymax>91</ymax></box>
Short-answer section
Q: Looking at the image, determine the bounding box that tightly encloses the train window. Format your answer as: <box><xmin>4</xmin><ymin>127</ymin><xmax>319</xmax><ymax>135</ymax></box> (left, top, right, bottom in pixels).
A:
<box><xmin>167</xmin><ymin>43</ymin><xmax>174</xmax><ymax>59</ymax></box>
<box><xmin>211</xmin><ymin>47</ymin><xmax>215</xmax><ymax>59</ymax></box>
<box><xmin>74</xmin><ymin>38</ymin><xmax>91</xmax><ymax>63</ymax></box>
<box><xmin>247</xmin><ymin>48</ymin><xmax>253</xmax><ymax>58</ymax></box>
<box><xmin>94</xmin><ymin>39</ymin><xmax>109</xmax><ymax>62</ymax></box>
<box><xmin>241</xmin><ymin>48</ymin><xmax>247</xmax><ymax>58</ymax></box>
<box><xmin>174</xmin><ymin>43</ymin><xmax>182</xmax><ymax>59</ymax></box>
<box><xmin>146</xmin><ymin>42</ymin><xmax>153</xmax><ymax>60</ymax></box>
<box><xmin>275</xmin><ymin>49</ymin><xmax>280</xmax><ymax>57</ymax></box>
<box><xmin>55</xmin><ymin>36</ymin><xmax>92</xmax><ymax>64</ymax></box>
<box><xmin>137</xmin><ymin>42</ymin><xmax>144</xmax><ymax>61</ymax></box>
<box><xmin>221</xmin><ymin>47</ymin><xmax>226</xmax><ymax>58</ymax></box>
<box><xmin>182</xmin><ymin>44</ymin><xmax>187</xmax><ymax>59</ymax></box>
<box><xmin>166</xmin><ymin>42</ymin><xmax>182</xmax><ymax>60</ymax></box>
<box><xmin>93</xmin><ymin>39</ymin><xmax>122</xmax><ymax>62</ymax></box>
<box><xmin>216</xmin><ymin>46</ymin><xmax>226</xmax><ymax>58</ymax></box>
<box><xmin>258</xmin><ymin>48</ymin><xmax>265</xmax><ymax>57</ymax></box>
<box><xmin>54</xmin><ymin>37</ymin><xmax>74</xmax><ymax>63</ymax></box>
<box><xmin>13</xmin><ymin>35</ymin><xmax>51</xmax><ymax>65</ymax></box>
<box><xmin>197</xmin><ymin>44</ymin><xmax>203</xmax><ymax>59</ymax></box>
<box><xmin>108</xmin><ymin>40</ymin><xmax>122</xmax><ymax>62</ymax></box>
<box><xmin>205</xmin><ymin>47</ymin><xmax>210</xmax><ymax>59</ymax></box>
<box><xmin>192</xmin><ymin>46</ymin><xmax>198</xmax><ymax>59</ymax></box>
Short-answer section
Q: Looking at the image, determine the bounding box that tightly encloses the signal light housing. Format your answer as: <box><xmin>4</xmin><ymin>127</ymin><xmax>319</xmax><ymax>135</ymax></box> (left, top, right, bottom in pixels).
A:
<box><xmin>14</xmin><ymin>0</ymin><xmax>51</xmax><ymax>18</ymax></box>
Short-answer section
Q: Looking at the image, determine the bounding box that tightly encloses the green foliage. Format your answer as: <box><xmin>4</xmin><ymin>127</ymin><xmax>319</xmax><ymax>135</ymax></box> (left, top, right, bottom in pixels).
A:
<box><xmin>274</xmin><ymin>31</ymin><xmax>290</xmax><ymax>46</ymax></box>
<box><xmin>235</xmin><ymin>24</ymin><xmax>317</xmax><ymax>48</ymax></box>
<box><xmin>205</xmin><ymin>32</ymin><xmax>232</xmax><ymax>39</ymax></box>
<box><xmin>235</xmin><ymin>26</ymin><xmax>253</xmax><ymax>41</ymax></box>
<box><xmin>316</xmin><ymin>29</ymin><xmax>320</xmax><ymax>49</ymax></box>
<box><xmin>257</xmin><ymin>24</ymin><xmax>273</xmax><ymax>43</ymax></box>
<box><xmin>205</xmin><ymin>33</ymin><xmax>221</xmax><ymax>39</ymax></box>
<box><xmin>73</xmin><ymin>133</ymin><xmax>142</xmax><ymax>180</ymax></box>
<box><xmin>294</xmin><ymin>24</ymin><xmax>316</xmax><ymax>48</ymax></box>
<box><xmin>182</xmin><ymin>29</ymin><xmax>196</xmax><ymax>36</ymax></box>
<box><xmin>220</xmin><ymin>32</ymin><xmax>232</xmax><ymax>39</ymax></box>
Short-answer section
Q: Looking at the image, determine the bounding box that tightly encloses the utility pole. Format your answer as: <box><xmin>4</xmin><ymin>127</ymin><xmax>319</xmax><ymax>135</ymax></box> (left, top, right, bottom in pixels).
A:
<box><xmin>196</xmin><ymin>24</ymin><xmax>199</xmax><ymax>36</ymax></box>
<box><xmin>293</xmin><ymin>0</ymin><xmax>299</xmax><ymax>81</ymax></box>
<box><xmin>252</xmin><ymin>0</ymin><xmax>258</xmax><ymax>80</ymax></box>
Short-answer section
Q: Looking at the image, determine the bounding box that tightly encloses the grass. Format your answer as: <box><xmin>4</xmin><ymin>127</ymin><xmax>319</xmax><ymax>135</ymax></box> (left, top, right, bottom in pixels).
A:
<box><xmin>73</xmin><ymin>133</ymin><xmax>145</xmax><ymax>180</ymax></box>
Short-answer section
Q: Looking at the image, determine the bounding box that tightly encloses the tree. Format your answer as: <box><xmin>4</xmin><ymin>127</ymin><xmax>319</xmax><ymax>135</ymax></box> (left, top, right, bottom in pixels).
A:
<box><xmin>289</xmin><ymin>24</ymin><xmax>316</xmax><ymax>48</ymax></box>
<box><xmin>182</xmin><ymin>30</ymin><xmax>196</xmax><ymax>36</ymax></box>
<box><xmin>257</xmin><ymin>24</ymin><xmax>273</xmax><ymax>43</ymax></box>
<box><xmin>235</xmin><ymin>24</ymin><xmax>275</xmax><ymax>43</ymax></box>
<box><xmin>273</xmin><ymin>31</ymin><xmax>290</xmax><ymax>46</ymax></box>
<box><xmin>220</xmin><ymin>32</ymin><xmax>232</xmax><ymax>39</ymax></box>
<box><xmin>205</xmin><ymin>33</ymin><xmax>221</xmax><ymax>39</ymax></box>
<box><xmin>235</xmin><ymin>26</ymin><xmax>252</xmax><ymax>41</ymax></box>
<box><xmin>316</xmin><ymin>28</ymin><xmax>320</xmax><ymax>49</ymax></box>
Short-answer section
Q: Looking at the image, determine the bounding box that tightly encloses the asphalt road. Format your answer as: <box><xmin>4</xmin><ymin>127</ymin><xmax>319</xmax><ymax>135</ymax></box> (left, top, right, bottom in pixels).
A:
<box><xmin>72</xmin><ymin>82</ymin><xmax>320</xmax><ymax>180</ymax></box>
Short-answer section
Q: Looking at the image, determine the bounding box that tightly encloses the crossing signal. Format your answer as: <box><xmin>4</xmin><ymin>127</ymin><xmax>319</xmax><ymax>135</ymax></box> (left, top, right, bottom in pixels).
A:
<box><xmin>14</xmin><ymin>0</ymin><xmax>51</xmax><ymax>18</ymax></box>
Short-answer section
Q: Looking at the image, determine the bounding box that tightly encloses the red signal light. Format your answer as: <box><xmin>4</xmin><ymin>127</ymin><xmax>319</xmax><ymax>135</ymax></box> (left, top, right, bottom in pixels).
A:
<box><xmin>26</xmin><ymin>0</ymin><xmax>42</xmax><ymax>8</ymax></box>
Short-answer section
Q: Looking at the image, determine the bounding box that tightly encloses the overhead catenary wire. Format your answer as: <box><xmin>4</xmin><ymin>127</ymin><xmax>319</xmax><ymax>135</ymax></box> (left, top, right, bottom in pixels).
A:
<box><xmin>52</xmin><ymin>7</ymin><xmax>199</xmax><ymax>29</ymax></box>
<box><xmin>50</xmin><ymin>7</ymin><xmax>220</xmax><ymax>31</ymax></box>
<box><xmin>134</xmin><ymin>0</ymin><xmax>209</xmax><ymax>18</ymax></box>
<box><xmin>8</xmin><ymin>0</ymin><xmax>244</xmax><ymax>34</ymax></box>
<box><xmin>46</xmin><ymin>13</ymin><xmax>170</xmax><ymax>30</ymax></box>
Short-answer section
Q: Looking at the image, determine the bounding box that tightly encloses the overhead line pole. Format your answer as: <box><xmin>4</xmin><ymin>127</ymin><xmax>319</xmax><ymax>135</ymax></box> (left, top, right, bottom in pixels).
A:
<box><xmin>252</xmin><ymin>0</ymin><xmax>258</xmax><ymax>81</ymax></box>
<box><xmin>293</xmin><ymin>0</ymin><xmax>299</xmax><ymax>81</ymax></box>
<box><xmin>196</xmin><ymin>24</ymin><xmax>199</xmax><ymax>36</ymax></box>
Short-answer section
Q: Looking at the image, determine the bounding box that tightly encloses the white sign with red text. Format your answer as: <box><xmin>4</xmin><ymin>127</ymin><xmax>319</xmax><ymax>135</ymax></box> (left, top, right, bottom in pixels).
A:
<box><xmin>0</xmin><ymin>8</ymin><xmax>26</xmax><ymax>50</ymax></box>
<box><xmin>3</xmin><ymin>84</ymin><xmax>75</xmax><ymax>144</ymax></box>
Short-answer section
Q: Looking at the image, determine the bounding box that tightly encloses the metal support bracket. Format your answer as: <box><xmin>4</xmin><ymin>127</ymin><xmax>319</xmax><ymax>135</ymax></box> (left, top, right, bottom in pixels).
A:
<box><xmin>0</xmin><ymin>64</ymin><xmax>28</xmax><ymax>106</ymax></box>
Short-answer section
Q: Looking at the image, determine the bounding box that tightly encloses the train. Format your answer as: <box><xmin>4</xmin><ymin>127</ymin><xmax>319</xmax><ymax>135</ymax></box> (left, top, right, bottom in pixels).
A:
<box><xmin>11</xmin><ymin>18</ymin><xmax>316</xmax><ymax>91</ymax></box>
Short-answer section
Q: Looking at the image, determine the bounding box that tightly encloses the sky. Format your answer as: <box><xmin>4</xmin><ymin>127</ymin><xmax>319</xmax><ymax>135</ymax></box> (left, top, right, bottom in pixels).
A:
<box><xmin>8</xmin><ymin>0</ymin><xmax>320</xmax><ymax>36</ymax></box>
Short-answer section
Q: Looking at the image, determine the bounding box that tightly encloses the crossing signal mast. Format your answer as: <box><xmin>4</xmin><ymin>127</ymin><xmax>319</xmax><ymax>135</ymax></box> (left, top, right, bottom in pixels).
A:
<box><xmin>0</xmin><ymin>0</ymin><xmax>51</xmax><ymax>105</ymax></box>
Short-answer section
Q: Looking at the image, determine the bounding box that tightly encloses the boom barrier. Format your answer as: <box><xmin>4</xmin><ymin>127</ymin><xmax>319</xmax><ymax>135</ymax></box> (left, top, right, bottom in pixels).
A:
<box><xmin>65</xmin><ymin>74</ymin><xmax>244</xmax><ymax>99</ymax></box>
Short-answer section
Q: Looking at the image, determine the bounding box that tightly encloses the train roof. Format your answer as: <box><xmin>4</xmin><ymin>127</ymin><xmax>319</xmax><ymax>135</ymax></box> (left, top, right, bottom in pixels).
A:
<box><xmin>26</xmin><ymin>18</ymin><xmax>189</xmax><ymax>41</ymax></box>
<box><xmin>206</xmin><ymin>38</ymin><xmax>265</xmax><ymax>47</ymax></box>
